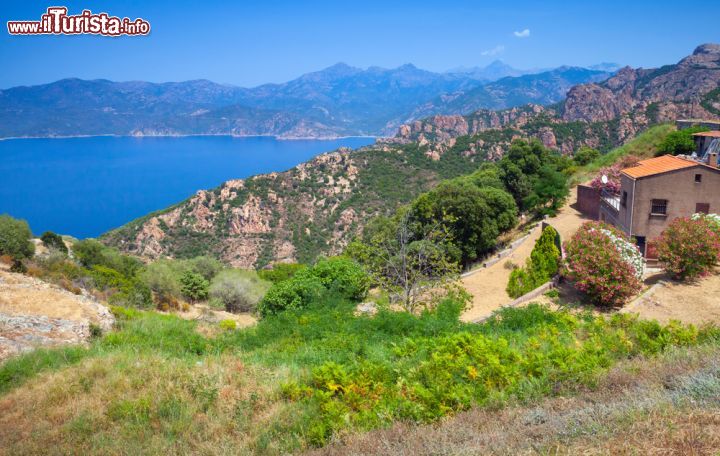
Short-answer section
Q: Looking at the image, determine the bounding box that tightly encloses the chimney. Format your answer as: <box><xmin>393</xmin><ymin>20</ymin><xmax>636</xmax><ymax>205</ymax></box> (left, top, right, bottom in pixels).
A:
<box><xmin>710</xmin><ymin>152</ymin><xmax>719</xmax><ymax>168</ymax></box>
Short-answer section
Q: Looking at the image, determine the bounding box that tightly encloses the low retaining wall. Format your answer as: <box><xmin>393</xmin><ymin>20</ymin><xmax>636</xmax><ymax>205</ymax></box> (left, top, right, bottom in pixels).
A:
<box><xmin>471</xmin><ymin>279</ymin><xmax>556</xmax><ymax>324</ymax></box>
<box><xmin>461</xmin><ymin>230</ymin><xmax>534</xmax><ymax>278</ymax></box>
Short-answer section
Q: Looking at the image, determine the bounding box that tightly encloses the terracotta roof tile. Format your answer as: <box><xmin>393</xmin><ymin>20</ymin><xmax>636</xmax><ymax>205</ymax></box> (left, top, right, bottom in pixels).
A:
<box><xmin>621</xmin><ymin>155</ymin><xmax>698</xmax><ymax>179</ymax></box>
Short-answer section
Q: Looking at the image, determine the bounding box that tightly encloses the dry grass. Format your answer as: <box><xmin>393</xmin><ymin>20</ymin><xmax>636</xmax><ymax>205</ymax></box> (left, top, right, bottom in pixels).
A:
<box><xmin>309</xmin><ymin>344</ymin><xmax>720</xmax><ymax>456</ymax></box>
<box><xmin>0</xmin><ymin>351</ymin><xmax>297</xmax><ymax>455</ymax></box>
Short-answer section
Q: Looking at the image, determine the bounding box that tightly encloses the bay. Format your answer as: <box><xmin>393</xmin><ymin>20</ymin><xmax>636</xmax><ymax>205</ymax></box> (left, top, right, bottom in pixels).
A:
<box><xmin>0</xmin><ymin>135</ymin><xmax>374</xmax><ymax>238</ymax></box>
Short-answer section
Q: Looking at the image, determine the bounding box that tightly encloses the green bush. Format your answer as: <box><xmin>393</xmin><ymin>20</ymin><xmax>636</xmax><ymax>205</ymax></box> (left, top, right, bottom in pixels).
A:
<box><xmin>180</xmin><ymin>271</ymin><xmax>209</xmax><ymax>302</ymax></box>
<box><xmin>655</xmin><ymin>126</ymin><xmax>708</xmax><ymax>156</ymax></box>
<box><xmin>257</xmin><ymin>263</ymin><xmax>307</xmax><ymax>283</ymax></box>
<box><xmin>72</xmin><ymin>239</ymin><xmax>142</xmax><ymax>278</ymax></box>
<box><xmin>506</xmin><ymin>226</ymin><xmax>561</xmax><ymax>298</ymax></box>
<box><xmin>301</xmin><ymin>257</ymin><xmax>369</xmax><ymax>301</ymax></box>
<box><xmin>257</xmin><ymin>275</ymin><xmax>326</xmax><ymax>317</ymax></box>
<box><xmin>0</xmin><ymin>214</ymin><xmax>35</xmax><ymax>260</ymax></box>
<box><xmin>186</xmin><ymin>255</ymin><xmax>224</xmax><ymax>281</ymax></box>
<box><xmin>40</xmin><ymin>231</ymin><xmax>68</xmax><ymax>254</ymax></box>
<box><xmin>573</xmin><ymin>146</ymin><xmax>600</xmax><ymax>165</ymax></box>
<box><xmin>90</xmin><ymin>265</ymin><xmax>152</xmax><ymax>308</ymax></box>
<box><xmin>209</xmin><ymin>269</ymin><xmax>270</xmax><ymax>313</ymax></box>
<box><xmin>140</xmin><ymin>260</ymin><xmax>184</xmax><ymax>301</ymax></box>
<box><xmin>218</xmin><ymin>319</ymin><xmax>237</xmax><ymax>331</ymax></box>
<box><xmin>257</xmin><ymin>257</ymin><xmax>370</xmax><ymax>317</ymax></box>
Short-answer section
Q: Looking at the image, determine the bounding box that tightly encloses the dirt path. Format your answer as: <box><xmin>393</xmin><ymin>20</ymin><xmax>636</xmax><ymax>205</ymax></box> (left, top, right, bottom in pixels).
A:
<box><xmin>622</xmin><ymin>272</ymin><xmax>720</xmax><ymax>325</ymax></box>
<box><xmin>461</xmin><ymin>188</ymin><xmax>590</xmax><ymax>322</ymax></box>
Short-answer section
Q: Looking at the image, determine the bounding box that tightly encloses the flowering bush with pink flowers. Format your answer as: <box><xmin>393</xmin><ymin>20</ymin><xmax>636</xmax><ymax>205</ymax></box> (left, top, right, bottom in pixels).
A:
<box><xmin>563</xmin><ymin>222</ymin><xmax>642</xmax><ymax>307</ymax></box>
<box><xmin>657</xmin><ymin>217</ymin><xmax>720</xmax><ymax>280</ymax></box>
<box><xmin>692</xmin><ymin>213</ymin><xmax>720</xmax><ymax>237</ymax></box>
<box><xmin>589</xmin><ymin>164</ymin><xmax>622</xmax><ymax>195</ymax></box>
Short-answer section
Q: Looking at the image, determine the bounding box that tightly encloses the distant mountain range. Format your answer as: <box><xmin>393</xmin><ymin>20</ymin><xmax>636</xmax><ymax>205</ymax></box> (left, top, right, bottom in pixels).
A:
<box><xmin>0</xmin><ymin>61</ymin><xmax>617</xmax><ymax>139</ymax></box>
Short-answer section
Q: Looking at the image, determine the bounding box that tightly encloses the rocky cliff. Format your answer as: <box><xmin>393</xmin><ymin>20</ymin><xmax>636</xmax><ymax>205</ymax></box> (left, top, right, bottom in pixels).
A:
<box><xmin>563</xmin><ymin>44</ymin><xmax>720</xmax><ymax>123</ymax></box>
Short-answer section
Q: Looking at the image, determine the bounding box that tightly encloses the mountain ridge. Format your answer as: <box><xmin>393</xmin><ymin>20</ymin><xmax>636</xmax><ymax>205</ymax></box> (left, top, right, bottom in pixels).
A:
<box><xmin>0</xmin><ymin>63</ymin><xmax>613</xmax><ymax>139</ymax></box>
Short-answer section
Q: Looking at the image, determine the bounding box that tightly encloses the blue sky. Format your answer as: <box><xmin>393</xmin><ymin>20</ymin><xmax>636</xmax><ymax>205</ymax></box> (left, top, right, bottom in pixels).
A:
<box><xmin>1</xmin><ymin>0</ymin><xmax>719</xmax><ymax>88</ymax></box>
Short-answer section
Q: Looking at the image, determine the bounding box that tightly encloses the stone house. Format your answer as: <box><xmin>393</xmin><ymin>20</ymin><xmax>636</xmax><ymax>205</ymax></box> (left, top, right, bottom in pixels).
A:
<box><xmin>598</xmin><ymin>154</ymin><xmax>720</xmax><ymax>257</ymax></box>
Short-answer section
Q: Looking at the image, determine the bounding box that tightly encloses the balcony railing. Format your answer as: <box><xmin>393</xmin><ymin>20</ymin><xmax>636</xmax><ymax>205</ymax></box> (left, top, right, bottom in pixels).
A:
<box><xmin>600</xmin><ymin>189</ymin><xmax>621</xmax><ymax>212</ymax></box>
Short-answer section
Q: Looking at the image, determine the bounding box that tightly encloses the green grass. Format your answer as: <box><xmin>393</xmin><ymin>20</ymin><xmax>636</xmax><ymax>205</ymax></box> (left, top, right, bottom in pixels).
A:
<box><xmin>570</xmin><ymin>123</ymin><xmax>675</xmax><ymax>185</ymax></box>
<box><xmin>1</xmin><ymin>299</ymin><xmax>718</xmax><ymax>453</ymax></box>
<box><xmin>0</xmin><ymin>345</ymin><xmax>93</xmax><ymax>395</ymax></box>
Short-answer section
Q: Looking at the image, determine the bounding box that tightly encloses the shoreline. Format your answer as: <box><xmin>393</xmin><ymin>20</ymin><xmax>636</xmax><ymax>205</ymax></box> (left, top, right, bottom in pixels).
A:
<box><xmin>0</xmin><ymin>133</ymin><xmax>383</xmax><ymax>142</ymax></box>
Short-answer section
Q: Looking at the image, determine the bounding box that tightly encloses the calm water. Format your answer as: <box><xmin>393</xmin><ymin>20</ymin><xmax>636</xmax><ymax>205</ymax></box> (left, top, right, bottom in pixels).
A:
<box><xmin>0</xmin><ymin>135</ymin><xmax>374</xmax><ymax>238</ymax></box>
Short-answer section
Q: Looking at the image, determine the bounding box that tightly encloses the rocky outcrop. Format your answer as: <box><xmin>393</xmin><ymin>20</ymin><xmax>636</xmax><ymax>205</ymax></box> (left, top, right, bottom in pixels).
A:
<box><xmin>563</xmin><ymin>44</ymin><xmax>720</xmax><ymax>123</ymax></box>
<box><xmin>392</xmin><ymin>105</ymin><xmax>549</xmax><ymax>144</ymax></box>
<box><xmin>0</xmin><ymin>268</ymin><xmax>114</xmax><ymax>361</ymax></box>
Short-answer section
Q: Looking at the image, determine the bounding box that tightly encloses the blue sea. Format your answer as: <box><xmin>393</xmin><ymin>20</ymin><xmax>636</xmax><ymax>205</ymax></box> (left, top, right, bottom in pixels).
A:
<box><xmin>0</xmin><ymin>135</ymin><xmax>374</xmax><ymax>238</ymax></box>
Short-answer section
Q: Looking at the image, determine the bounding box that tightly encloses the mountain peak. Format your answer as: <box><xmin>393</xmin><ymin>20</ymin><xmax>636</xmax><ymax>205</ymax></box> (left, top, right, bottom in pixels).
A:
<box><xmin>396</xmin><ymin>63</ymin><xmax>419</xmax><ymax>71</ymax></box>
<box><xmin>693</xmin><ymin>43</ymin><xmax>720</xmax><ymax>56</ymax></box>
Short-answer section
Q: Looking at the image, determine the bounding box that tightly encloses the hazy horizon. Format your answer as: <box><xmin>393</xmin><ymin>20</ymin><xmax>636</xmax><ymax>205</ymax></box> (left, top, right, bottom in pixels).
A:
<box><xmin>2</xmin><ymin>0</ymin><xmax>718</xmax><ymax>89</ymax></box>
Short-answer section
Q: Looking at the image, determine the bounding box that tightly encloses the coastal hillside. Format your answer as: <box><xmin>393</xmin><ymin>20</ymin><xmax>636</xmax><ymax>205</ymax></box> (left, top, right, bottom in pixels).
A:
<box><xmin>0</xmin><ymin>64</ymin><xmax>610</xmax><ymax>139</ymax></box>
<box><xmin>101</xmin><ymin>44</ymin><xmax>720</xmax><ymax>267</ymax></box>
<box><xmin>102</xmin><ymin>112</ymin><xmax>622</xmax><ymax>268</ymax></box>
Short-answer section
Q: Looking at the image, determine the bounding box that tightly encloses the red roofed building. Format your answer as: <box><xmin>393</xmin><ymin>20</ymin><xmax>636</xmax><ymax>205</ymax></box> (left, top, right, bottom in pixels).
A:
<box><xmin>598</xmin><ymin>153</ymin><xmax>720</xmax><ymax>257</ymax></box>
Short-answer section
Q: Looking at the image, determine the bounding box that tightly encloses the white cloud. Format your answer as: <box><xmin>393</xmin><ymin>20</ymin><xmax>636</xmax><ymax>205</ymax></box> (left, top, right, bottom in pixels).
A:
<box><xmin>481</xmin><ymin>45</ymin><xmax>505</xmax><ymax>57</ymax></box>
<box><xmin>513</xmin><ymin>29</ymin><xmax>530</xmax><ymax>38</ymax></box>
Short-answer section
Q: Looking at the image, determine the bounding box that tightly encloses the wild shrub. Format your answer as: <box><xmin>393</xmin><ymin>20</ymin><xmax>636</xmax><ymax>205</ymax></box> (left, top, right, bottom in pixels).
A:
<box><xmin>140</xmin><ymin>260</ymin><xmax>184</xmax><ymax>302</ymax></box>
<box><xmin>257</xmin><ymin>274</ymin><xmax>325</xmax><ymax>317</ymax></box>
<box><xmin>218</xmin><ymin>319</ymin><xmax>237</xmax><ymax>331</ymax></box>
<box><xmin>209</xmin><ymin>269</ymin><xmax>270</xmax><ymax>313</ymax></box>
<box><xmin>180</xmin><ymin>270</ymin><xmax>209</xmax><ymax>302</ymax></box>
<box><xmin>563</xmin><ymin>222</ymin><xmax>642</xmax><ymax>307</ymax></box>
<box><xmin>507</xmin><ymin>226</ymin><xmax>560</xmax><ymax>298</ymax></box>
<box><xmin>257</xmin><ymin>263</ymin><xmax>307</xmax><ymax>283</ymax></box>
<box><xmin>573</xmin><ymin>146</ymin><xmax>600</xmax><ymax>165</ymax></box>
<box><xmin>279</xmin><ymin>304</ymin><xmax>714</xmax><ymax>446</ymax></box>
<box><xmin>186</xmin><ymin>255</ymin><xmax>224</xmax><ymax>281</ymax></box>
<box><xmin>257</xmin><ymin>257</ymin><xmax>369</xmax><ymax>317</ymax></box>
<box><xmin>655</xmin><ymin>126</ymin><xmax>708</xmax><ymax>156</ymax></box>
<box><xmin>302</xmin><ymin>257</ymin><xmax>369</xmax><ymax>301</ymax></box>
<box><xmin>657</xmin><ymin>217</ymin><xmax>720</xmax><ymax>280</ymax></box>
<box><xmin>40</xmin><ymin>231</ymin><xmax>68</xmax><ymax>254</ymax></box>
<box><xmin>0</xmin><ymin>214</ymin><xmax>34</xmax><ymax>260</ymax></box>
<box><xmin>90</xmin><ymin>265</ymin><xmax>152</xmax><ymax>308</ymax></box>
<box><xmin>72</xmin><ymin>239</ymin><xmax>142</xmax><ymax>278</ymax></box>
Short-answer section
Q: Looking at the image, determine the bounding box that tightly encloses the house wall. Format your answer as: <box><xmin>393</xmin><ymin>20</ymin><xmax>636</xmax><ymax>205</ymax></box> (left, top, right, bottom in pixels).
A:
<box><xmin>576</xmin><ymin>184</ymin><xmax>600</xmax><ymax>220</ymax></box>
<box><xmin>617</xmin><ymin>174</ymin><xmax>635</xmax><ymax>235</ymax></box>
<box><xmin>629</xmin><ymin>166</ymin><xmax>720</xmax><ymax>242</ymax></box>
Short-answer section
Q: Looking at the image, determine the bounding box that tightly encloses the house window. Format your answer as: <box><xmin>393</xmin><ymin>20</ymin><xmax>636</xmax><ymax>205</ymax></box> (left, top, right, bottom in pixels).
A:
<box><xmin>695</xmin><ymin>174</ymin><xmax>702</xmax><ymax>183</ymax></box>
<box><xmin>621</xmin><ymin>191</ymin><xmax>628</xmax><ymax>207</ymax></box>
<box><xmin>696</xmin><ymin>203</ymin><xmax>710</xmax><ymax>214</ymax></box>
<box><xmin>651</xmin><ymin>199</ymin><xmax>668</xmax><ymax>215</ymax></box>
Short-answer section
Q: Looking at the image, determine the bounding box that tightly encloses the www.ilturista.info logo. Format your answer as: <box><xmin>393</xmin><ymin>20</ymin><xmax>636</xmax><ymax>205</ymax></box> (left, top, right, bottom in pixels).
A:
<box><xmin>7</xmin><ymin>7</ymin><xmax>150</xmax><ymax>36</ymax></box>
